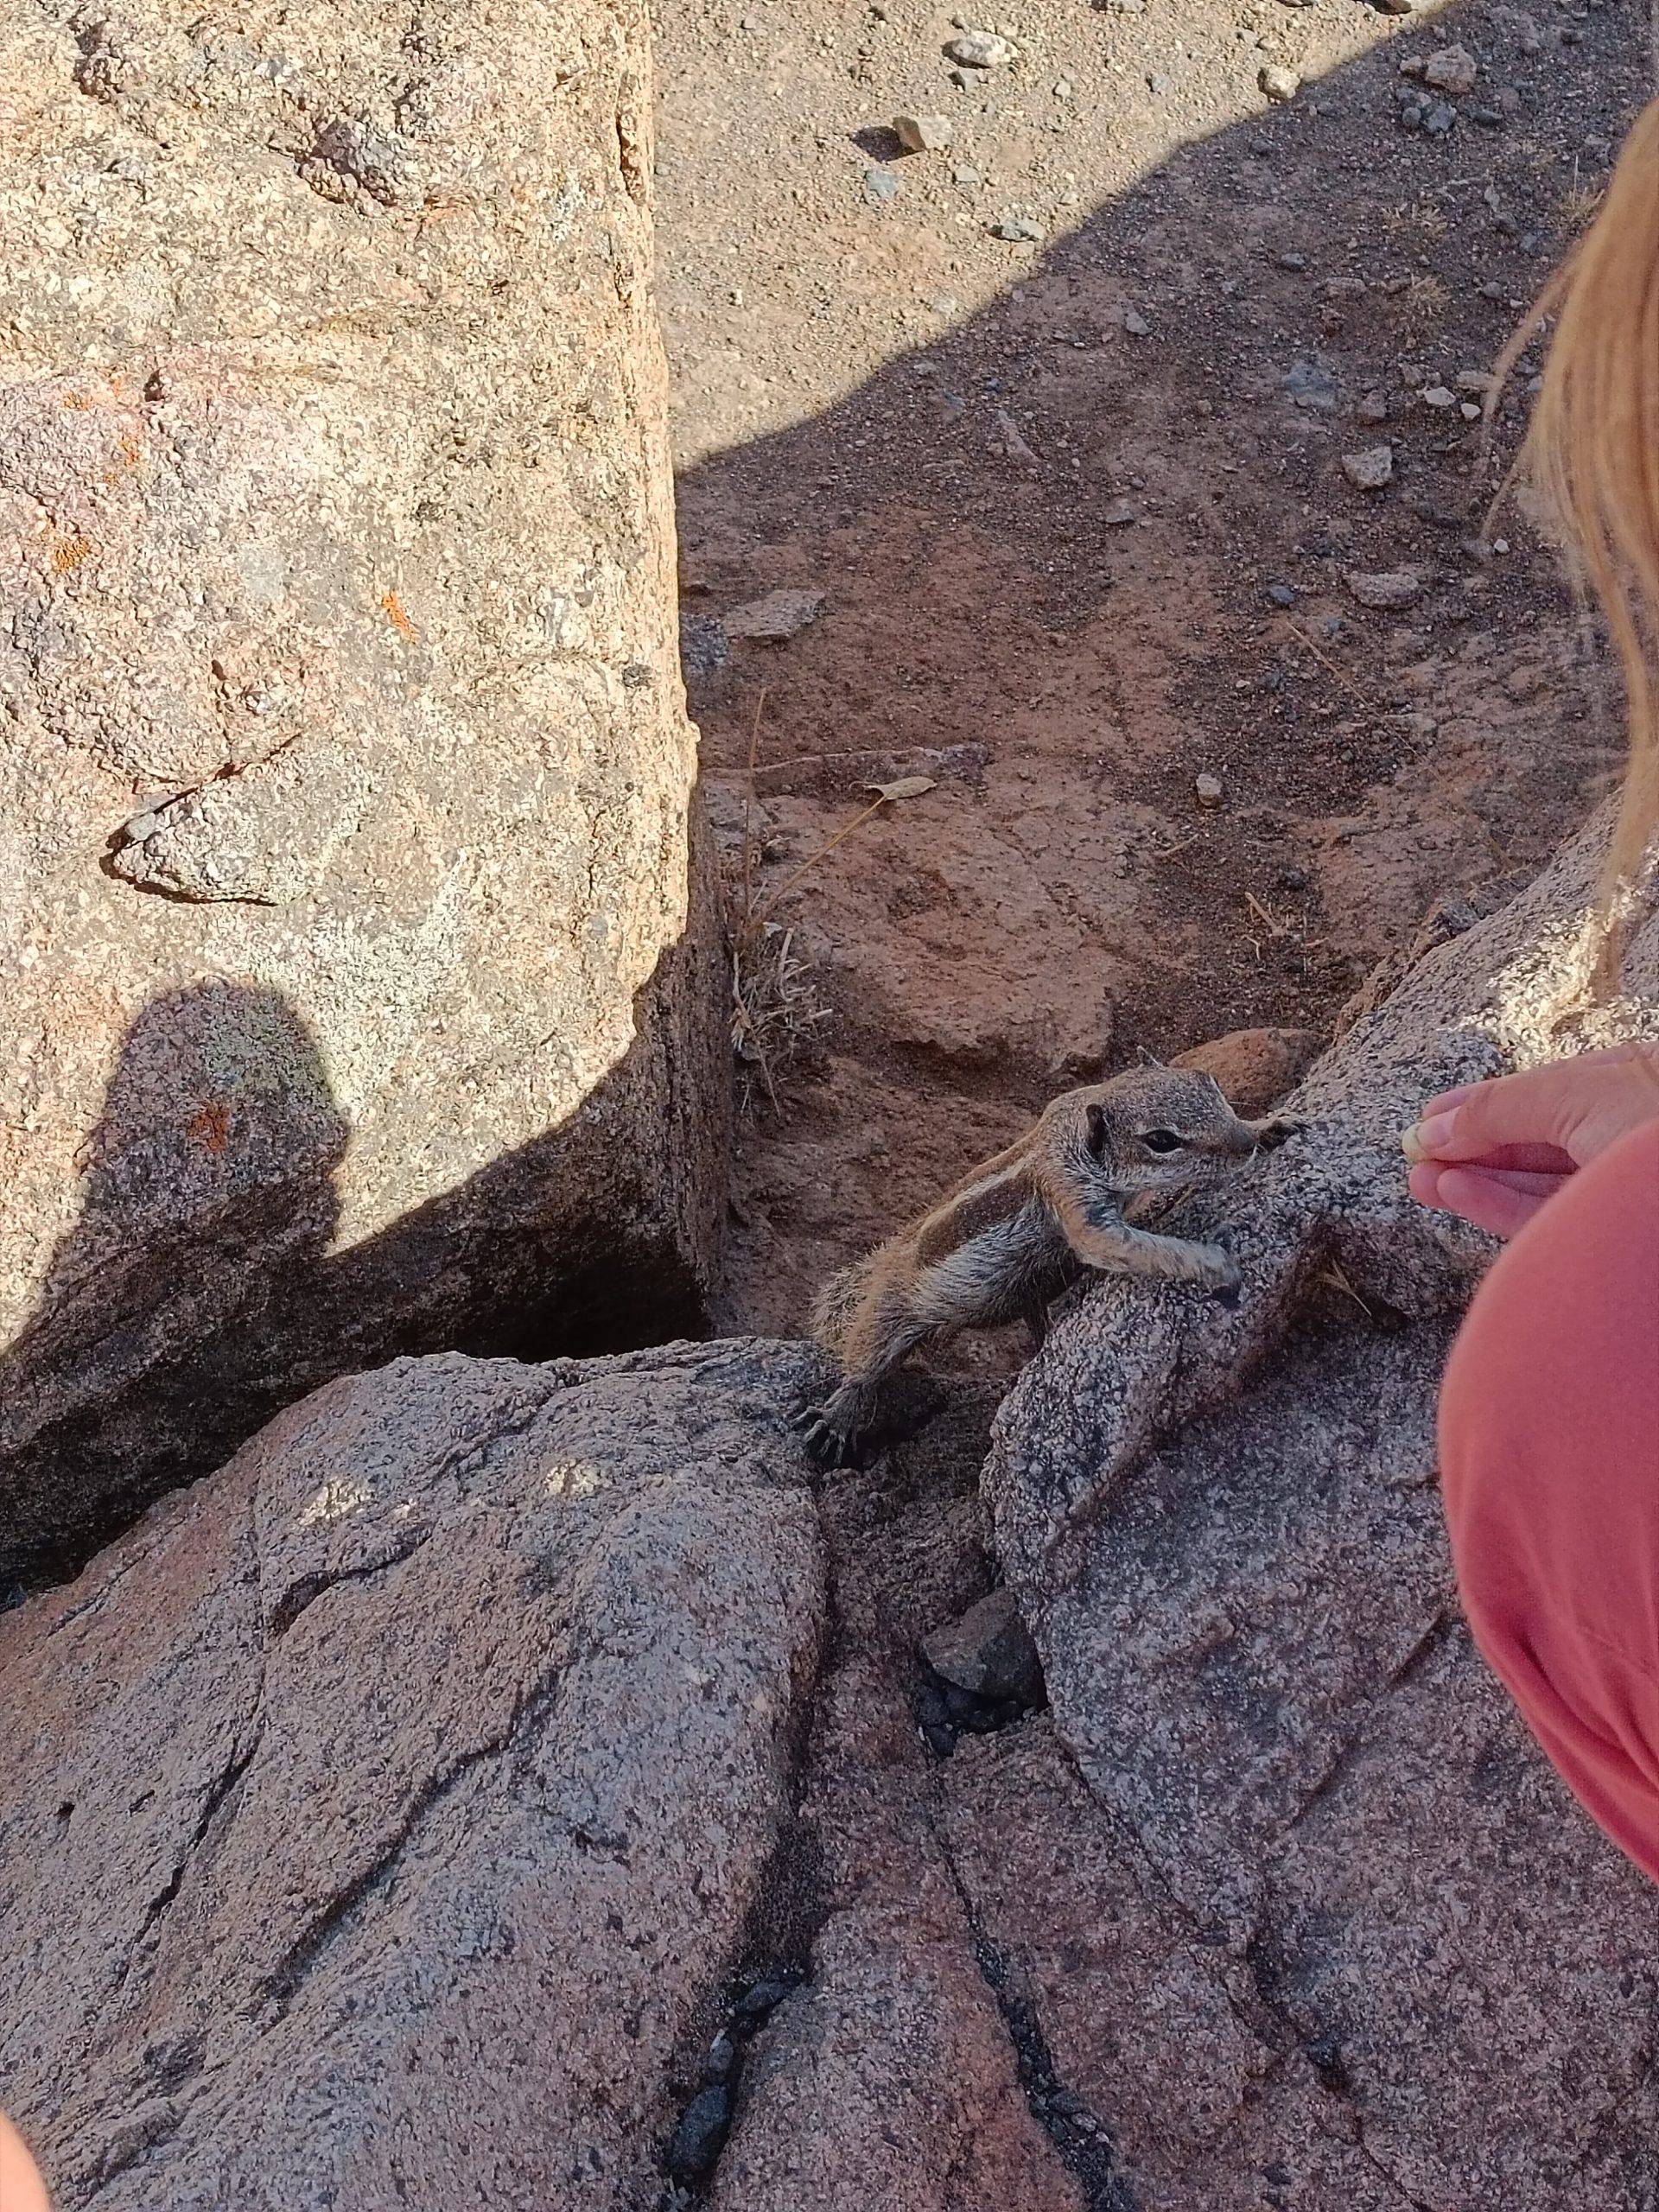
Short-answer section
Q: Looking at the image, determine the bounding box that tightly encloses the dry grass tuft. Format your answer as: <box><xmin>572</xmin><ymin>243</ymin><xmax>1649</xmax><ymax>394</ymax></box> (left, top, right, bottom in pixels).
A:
<box><xmin>727</xmin><ymin>689</ymin><xmax>829</xmax><ymax>1116</ymax></box>
<box><xmin>729</xmin><ymin>911</ymin><xmax>830</xmax><ymax>1115</ymax></box>
<box><xmin>1385</xmin><ymin>270</ymin><xmax>1452</xmax><ymax>343</ymax></box>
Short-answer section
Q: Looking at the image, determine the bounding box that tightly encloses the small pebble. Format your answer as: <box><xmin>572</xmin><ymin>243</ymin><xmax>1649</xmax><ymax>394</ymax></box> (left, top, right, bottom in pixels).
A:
<box><xmin>1122</xmin><ymin>306</ymin><xmax>1150</xmax><ymax>335</ymax></box>
<box><xmin>725</xmin><ymin>587</ymin><xmax>826</xmax><ymax>642</ymax></box>
<box><xmin>667</xmin><ymin>2089</ymin><xmax>732</xmax><ymax>2185</ymax></box>
<box><xmin>944</xmin><ymin>29</ymin><xmax>1014</xmax><ymax>65</ymax></box>
<box><xmin>1459</xmin><ymin>400</ymin><xmax>1482</xmax><ymax>420</ymax></box>
<box><xmin>1421</xmin><ymin>385</ymin><xmax>1457</xmax><ymax>409</ymax></box>
<box><xmin>702</xmin><ymin>2032</ymin><xmax>738</xmax><ymax>2086</ymax></box>
<box><xmin>893</xmin><ymin>111</ymin><xmax>953</xmax><ymax>151</ymax></box>
<box><xmin>1357</xmin><ymin>389</ymin><xmax>1390</xmax><ymax>423</ymax></box>
<box><xmin>1285</xmin><ymin>356</ymin><xmax>1338</xmax><ymax>411</ymax></box>
<box><xmin>1347</xmin><ymin>567</ymin><xmax>1426</xmax><ymax>610</ymax></box>
<box><xmin>1103</xmin><ymin>497</ymin><xmax>1138</xmax><ymax>526</ymax></box>
<box><xmin>864</xmin><ymin>168</ymin><xmax>899</xmax><ymax>201</ymax></box>
<box><xmin>990</xmin><ymin>213</ymin><xmax>1043</xmax><ymax>243</ymax></box>
<box><xmin>1276</xmin><ymin>250</ymin><xmax>1308</xmax><ymax>271</ymax></box>
<box><xmin>1423</xmin><ymin>99</ymin><xmax>1457</xmax><ymax>136</ymax></box>
<box><xmin>1266</xmin><ymin>581</ymin><xmax>1299</xmax><ymax>607</ymax></box>
<box><xmin>1258</xmin><ymin>63</ymin><xmax>1302</xmax><ymax>101</ymax></box>
<box><xmin>1342</xmin><ymin>443</ymin><xmax>1394</xmax><ymax>489</ymax></box>
<box><xmin>736</xmin><ymin>1975</ymin><xmax>798</xmax><ymax>2020</ymax></box>
<box><xmin>1422</xmin><ymin>41</ymin><xmax>1477</xmax><ymax>94</ymax></box>
<box><xmin>1194</xmin><ymin>772</ymin><xmax>1225</xmax><ymax>809</ymax></box>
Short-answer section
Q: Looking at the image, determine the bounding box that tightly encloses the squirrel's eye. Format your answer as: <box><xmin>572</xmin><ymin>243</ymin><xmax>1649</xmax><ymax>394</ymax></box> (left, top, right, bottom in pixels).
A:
<box><xmin>1141</xmin><ymin>1129</ymin><xmax>1185</xmax><ymax>1154</ymax></box>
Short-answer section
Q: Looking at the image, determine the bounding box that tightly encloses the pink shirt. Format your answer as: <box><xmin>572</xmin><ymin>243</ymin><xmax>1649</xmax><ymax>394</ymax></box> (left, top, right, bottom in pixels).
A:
<box><xmin>1440</xmin><ymin>1119</ymin><xmax>1659</xmax><ymax>1880</ymax></box>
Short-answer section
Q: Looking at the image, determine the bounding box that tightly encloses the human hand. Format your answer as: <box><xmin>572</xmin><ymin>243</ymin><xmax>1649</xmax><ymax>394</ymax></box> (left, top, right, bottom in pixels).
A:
<box><xmin>1402</xmin><ymin>1044</ymin><xmax>1659</xmax><ymax>1239</ymax></box>
<box><xmin>0</xmin><ymin>2110</ymin><xmax>49</xmax><ymax>2211</ymax></box>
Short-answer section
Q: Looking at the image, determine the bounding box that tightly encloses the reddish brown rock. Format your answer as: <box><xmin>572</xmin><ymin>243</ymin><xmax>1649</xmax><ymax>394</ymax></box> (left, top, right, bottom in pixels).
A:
<box><xmin>0</xmin><ymin>0</ymin><xmax>725</xmax><ymax>1584</ymax></box>
<box><xmin>1171</xmin><ymin>1025</ymin><xmax>1322</xmax><ymax>1116</ymax></box>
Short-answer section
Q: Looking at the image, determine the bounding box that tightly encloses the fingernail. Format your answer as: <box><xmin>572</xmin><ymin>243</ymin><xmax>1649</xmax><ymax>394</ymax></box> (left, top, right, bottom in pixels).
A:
<box><xmin>1402</xmin><ymin>1109</ymin><xmax>1457</xmax><ymax>1163</ymax></box>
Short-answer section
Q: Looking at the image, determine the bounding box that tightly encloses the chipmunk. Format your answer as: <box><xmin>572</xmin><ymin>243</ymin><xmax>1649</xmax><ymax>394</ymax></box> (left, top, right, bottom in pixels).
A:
<box><xmin>796</xmin><ymin>1060</ymin><xmax>1302</xmax><ymax>1468</ymax></box>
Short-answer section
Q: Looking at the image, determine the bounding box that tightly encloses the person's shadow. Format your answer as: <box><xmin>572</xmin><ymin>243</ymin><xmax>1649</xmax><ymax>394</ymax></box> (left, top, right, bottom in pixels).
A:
<box><xmin>0</xmin><ymin>960</ymin><xmax>715</xmax><ymax>1594</ymax></box>
<box><xmin>0</xmin><ymin>982</ymin><xmax>347</xmax><ymax>1590</ymax></box>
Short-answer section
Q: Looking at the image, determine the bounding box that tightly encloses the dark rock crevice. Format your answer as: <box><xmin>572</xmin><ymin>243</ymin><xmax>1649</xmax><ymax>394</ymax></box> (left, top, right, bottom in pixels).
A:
<box><xmin>929</xmin><ymin>1808</ymin><xmax>1137</xmax><ymax>2212</ymax></box>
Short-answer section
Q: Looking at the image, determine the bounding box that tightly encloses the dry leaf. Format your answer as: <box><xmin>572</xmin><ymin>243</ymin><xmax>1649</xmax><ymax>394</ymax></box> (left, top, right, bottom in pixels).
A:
<box><xmin>863</xmin><ymin>775</ymin><xmax>938</xmax><ymax>802</ymax></box>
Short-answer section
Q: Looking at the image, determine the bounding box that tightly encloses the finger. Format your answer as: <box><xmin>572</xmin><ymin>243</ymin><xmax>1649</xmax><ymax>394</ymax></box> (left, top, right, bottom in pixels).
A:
<box><xmin>1413</xmin><ymin>1082</ymin><xmax>1481</xmax><ymax>1122</ymax></box>
<box><xmin>1403</xmin><ymin>1062</ymin><xmax>1592</xmax><ymax>1165</ymax></box>
<box><xmin>1438</xmin><ymin>1141</ymin><xmax>1576</xmax><ymax>1175</ymax></box>
<box><xmin>1454</xmin><ymin>1166</ymin><xmax>1570</xmax><ymax>1198</ymax></box>
<box><xmin>1403</xmin><ymin>1126</ymin><xmax>1573</xmax><ymax>1173</ymax></box>
<box><xmin>1420</xmin><ymin>1051</ymin><xmax>1635</xmax><ymax>1122</ymax></box>
<box><xmin>1414</xmin><ymin>1163</ymin><xmax>1551</xmax><ymax>1240</ymax></box>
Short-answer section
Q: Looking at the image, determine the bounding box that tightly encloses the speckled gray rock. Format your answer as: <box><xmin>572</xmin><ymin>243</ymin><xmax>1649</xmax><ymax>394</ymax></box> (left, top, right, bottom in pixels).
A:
<box><xmin>922</xmin><ymin>1584</ymin><xmax>1044</xmax><ymax>1706</ymax></box>
<box><xmin>0</xmin><ymin>0</ymin><xmax>725</xmax><ymax>1580</ymax></box>
<box><xmin>984</xmin><ymin>821</ymin><xmax>1659</xmax><ymax>2205</ymax></box>
<box><xmin>0</xmin><ymin>1342</ymin><xmax>823</xmax><ymax>2210</ymax></box>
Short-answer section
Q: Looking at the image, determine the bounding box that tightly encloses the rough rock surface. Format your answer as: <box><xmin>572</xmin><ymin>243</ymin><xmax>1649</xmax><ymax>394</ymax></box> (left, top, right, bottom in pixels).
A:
<box><xmin>984</xmin><ymin>820</ymin><xmax>1659</xmax><ymax>2205</ymax></box>
<box><xmin>0</xmin><ymin>1343</ymin><xmax>823</xmax><ymax>2209</ymax></box>
<box><xmin>710</xmin><ymin>1384</ymin><xmax>1094</xmax><ymax>2212</ymax></box>
<box><xmin>0</xmin><ymin>0</ymin><xmax>724</xmax><ymax>1582</ymax></box>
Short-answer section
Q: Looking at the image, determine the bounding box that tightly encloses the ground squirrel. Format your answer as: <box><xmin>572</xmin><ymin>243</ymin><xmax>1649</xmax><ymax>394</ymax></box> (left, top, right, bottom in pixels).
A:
<box><xmin>797</xmin><ymin>1061</ymin><xmax>1301</xmax><ymax>1466</ymax></box>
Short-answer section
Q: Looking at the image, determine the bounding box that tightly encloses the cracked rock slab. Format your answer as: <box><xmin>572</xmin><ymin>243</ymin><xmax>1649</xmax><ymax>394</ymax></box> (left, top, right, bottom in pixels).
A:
<box><xmin>0</xmin><ymin>1343</ymin><xmax>824</xmax><ymax>2210</ymax></box>
<box><xmin>709</xmin><ymin>1901</ymin><xmax>1087</xmax><ymax>2212</ymax></box>
<box><xmin>985</xmin><ymin>820</ymin><xmax>1659</xmax><ymax>2206</ymax></box>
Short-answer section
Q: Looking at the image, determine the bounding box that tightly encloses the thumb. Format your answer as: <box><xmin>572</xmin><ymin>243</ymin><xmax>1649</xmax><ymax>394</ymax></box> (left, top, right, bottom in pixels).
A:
<box><xmin>1405</xmin><ymin>1062</ymin><xmax>1587</xmax><ymax>1166</ymax></box>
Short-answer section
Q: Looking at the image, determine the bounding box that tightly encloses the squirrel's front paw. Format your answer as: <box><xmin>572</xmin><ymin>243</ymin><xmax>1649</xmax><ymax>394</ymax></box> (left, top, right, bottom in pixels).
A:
<box><xmin>1205</xmin><ymin>1248</ymin><xmax>1243</xmax><ymax>1303</ymax></box>
<box><xmin>792</xmin><ymin>1400</ymin><xmax>864</xmax><ymax>1470</ymax></box>
<box><xmin>1254</xmin><ymin>1115</ymin><xmax>1306</xmax><ymax>1153</ymax></box>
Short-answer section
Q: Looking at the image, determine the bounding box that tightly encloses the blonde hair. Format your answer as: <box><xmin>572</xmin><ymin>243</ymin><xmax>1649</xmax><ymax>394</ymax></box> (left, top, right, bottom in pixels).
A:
<box><xmin>1502</xmin><ymin>94</ymin><xmax>1659</xmax><ymax>985</ymax></box>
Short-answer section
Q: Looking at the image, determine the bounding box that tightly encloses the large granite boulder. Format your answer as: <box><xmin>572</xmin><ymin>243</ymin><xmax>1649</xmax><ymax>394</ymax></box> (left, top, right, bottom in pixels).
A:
<box><xmin>0</xmin><ymin>0</ymin><xmax>724</xmax><ymax>1584</ymax></box>
<box><xmin>0</xmin><ymin>1343</ymin><xmax>823</xmax><ymax>2209</ymax></box>
<box><xmin>984</xmin><ymin>823</ymin><xmax>1659</xmax><ymax>2206</ymax></box>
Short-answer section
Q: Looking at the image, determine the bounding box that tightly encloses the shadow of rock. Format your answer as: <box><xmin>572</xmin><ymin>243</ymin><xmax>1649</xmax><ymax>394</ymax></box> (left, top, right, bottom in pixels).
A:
<box><xmin>0</xmin><ymin>908</ymin><xmax>721</xmax><ymax>1592</ymax></box>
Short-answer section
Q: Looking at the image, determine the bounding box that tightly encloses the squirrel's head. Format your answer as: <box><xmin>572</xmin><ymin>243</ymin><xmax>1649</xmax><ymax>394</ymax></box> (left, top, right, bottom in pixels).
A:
<box><xmin>1077</xmin><ymin>1063</ymin><xmax>1262</xmax><ymax>1197</ymax></box>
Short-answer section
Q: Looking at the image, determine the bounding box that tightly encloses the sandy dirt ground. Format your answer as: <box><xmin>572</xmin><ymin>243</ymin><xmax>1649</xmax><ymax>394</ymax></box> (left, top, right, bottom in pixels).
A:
<box><xmin>651</xmin><ymin>0</ymin><xmax>1649</xmax><ymax>1336</ymax></box>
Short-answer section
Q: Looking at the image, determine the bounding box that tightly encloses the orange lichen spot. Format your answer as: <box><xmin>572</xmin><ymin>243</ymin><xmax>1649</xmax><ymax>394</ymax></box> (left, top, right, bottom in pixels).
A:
<box><xmin>381</xmin><ymin>589</ymin><xmax>418</xmax><ymax>641</ymax></box>
<box><xmin>60</xmin><ymin>390</ymin><xmax>94</xmax><ymax>410</ymax></box>
<box><xmin>187</xmin><ymin>1099</ymin><xmax>233</xmax><ymax>1156</ymax></box>
<box><xmin>50</xmin><ymin>533</ymin><xmax>92</xmax><ymax>574</ymax></box>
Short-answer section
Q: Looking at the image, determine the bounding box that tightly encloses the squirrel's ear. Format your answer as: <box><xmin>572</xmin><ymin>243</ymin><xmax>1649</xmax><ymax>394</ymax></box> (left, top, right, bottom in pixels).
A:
<box><xmin>1135</xmin><ymin>1045</ymin><xmax>1164</xmax><ymax>1069</ymax></box>
<box><xmin>1085</xmin><ymin>1102</ymin><xmax>1109</xmax><ymax>1156</ymax></box>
